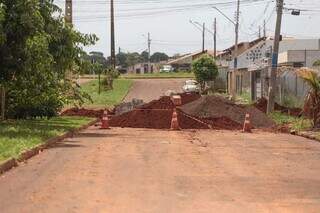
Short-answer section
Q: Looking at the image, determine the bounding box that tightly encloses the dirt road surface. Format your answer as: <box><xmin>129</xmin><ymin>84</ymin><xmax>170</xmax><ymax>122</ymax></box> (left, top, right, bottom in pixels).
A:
<box><xmin>1</xmin><ymin>127</ymin><xmax>320</xmax><ymax>212</ymax></box>
<box><xmin>124</xmin><ymin>79</ymin><xmax>186</xmax><ymax>102</ymax></box>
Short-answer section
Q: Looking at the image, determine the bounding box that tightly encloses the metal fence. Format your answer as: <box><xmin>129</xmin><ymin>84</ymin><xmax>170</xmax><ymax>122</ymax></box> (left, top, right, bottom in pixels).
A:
<box><xmin>275</xmin><ymin>69</ymin><xmax>310</xmax><ymax>108</ymax></box>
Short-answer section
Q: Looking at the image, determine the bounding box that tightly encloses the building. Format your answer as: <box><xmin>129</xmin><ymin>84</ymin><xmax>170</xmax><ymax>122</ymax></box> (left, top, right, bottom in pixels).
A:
<box><xmin>278</xmin><ymin>50</ymin><xmax>320</xmax><ymax>67</ymax></box>
<box><xmin>167</xmin><ymin>50</ymin><xmax>215</xmax><ymax>71</ymax></box>
<box><xmin>127</xmin><ymin>62</ymin><xmax>165</xmax><ymax>74</ymax></box>
<box><xmin>219</xmin><ymin>37</ymin><xmax>320</xmax><ymax>100</ymax></box>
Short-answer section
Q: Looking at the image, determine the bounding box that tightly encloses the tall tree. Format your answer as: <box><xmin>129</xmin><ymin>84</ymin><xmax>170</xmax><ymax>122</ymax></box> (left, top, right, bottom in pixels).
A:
<box><xmin>141</xmin><ymin>51</ymin><xmax>149</xmax><ymax>62</ymax></box>
<box><xmin>0</xmin><ymin>0</ymin><xmax>97</xmax><ymax>118</ymax></box>
<box><xmin>150</xmin><ymin>52</ymin><xmax>169</xmax><ymax>63</ymax></box>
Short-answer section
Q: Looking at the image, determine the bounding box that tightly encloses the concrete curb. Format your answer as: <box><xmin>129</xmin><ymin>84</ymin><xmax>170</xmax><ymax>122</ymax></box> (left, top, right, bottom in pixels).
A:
<box><xmin>0</xmin><ymin>118</ymin><xmax>98</xmax><ymax>175</ymax></box>
<box><xmin>297</xmin><ymin>132</ymin><xmax>320</xmax><ymax>142</ymax></box>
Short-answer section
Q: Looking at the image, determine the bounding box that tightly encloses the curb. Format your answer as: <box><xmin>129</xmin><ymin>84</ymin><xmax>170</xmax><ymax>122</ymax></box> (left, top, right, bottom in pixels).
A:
<box><xmin>0</xmin><ymin>118</ymin><xmax>98</xmax><ymax>175</ymax></box>
<box><xmin>297</xmin><ymin>132</ymin><xmax>320</xmax><ymax>142</ymax></box>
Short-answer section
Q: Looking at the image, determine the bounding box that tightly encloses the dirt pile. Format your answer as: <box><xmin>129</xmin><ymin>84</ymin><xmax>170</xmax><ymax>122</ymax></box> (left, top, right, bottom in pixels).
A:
<box><xmin>61</xmin><ymin>108</ymin><xmax>104</xmax><ymax>118</ymax></box>
<box><xmin>179</xmin><ymin>92</ymin><xmax>201</xmax><ymax>105</ymax></box>
<box><xmin>109</xmin><ymin>108</ymin><xmax>211</xmax><ymax>129</ymax></box>
<box><xmin>138</xmin><ymin>96</ymin><xmax>175</xmax><ymax>110</ymax></box>
<box><xmin>181</xmin><ymin>95</ymin><xmax>275</xmax><ymax>128</ymax></box>
<box><xmin>109</xmin><ymin>94</ymin><xmax>245</xmax><ymax>130</ymax></box>
<box><xmin>254</xmin><ymin>98</ymin><xmax>302</xmax><ymax>116</ymax></box>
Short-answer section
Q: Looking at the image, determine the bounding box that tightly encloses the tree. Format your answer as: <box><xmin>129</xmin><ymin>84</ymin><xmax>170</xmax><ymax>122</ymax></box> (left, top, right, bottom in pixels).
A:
<box><xmin>141</xmin><ymin>51</ymin><xmax>149</xmax><ymax>62</ymax></box>
<box><xmin>192</xmin><ymin>55</ymin><xmax>218</xmax><ymax>91</ymax></box>
<box><xmin>89</xmin><ymin>51</ymin><xmax>108</xmax><ymax>68</ymax></box>
<box><xmin>126</xmin><ymin>52</ymin><xmax>142</xmax><ymax>67</ymax></box>
<box><xmin>313</xmin><ymin>60</ymin><xmax>320</xmax><ymax>67</ymax></box>
<box><xmin>298</xmin><ymin>68</ymin><xmax>320</xmax><ymax>129</ymax></box>
<box><xmin>0</xmin><ymin>0</ymin><xmax>97</xmax><ymax>119</ymax></box>
<box><xmin>150</xmin><ymin>52</ymin><xmax>169</xmax><ymax>63</ymax></box>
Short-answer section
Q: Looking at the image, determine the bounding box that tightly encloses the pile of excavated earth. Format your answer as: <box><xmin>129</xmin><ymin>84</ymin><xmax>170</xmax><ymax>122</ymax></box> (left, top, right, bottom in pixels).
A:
<box><xmin>109</xmin><ymin>93</ymin><xmax>275</xmax><ymax>130</ymax></box>
<box><xmin>62</xmin><ymin>92</ymin><xmax>280</xmax><ymax>130</ymax></box>
<box><xmin>181</xmin><ymin>95</ymin><xmax>275</xmax><ymax>129</ymax></box>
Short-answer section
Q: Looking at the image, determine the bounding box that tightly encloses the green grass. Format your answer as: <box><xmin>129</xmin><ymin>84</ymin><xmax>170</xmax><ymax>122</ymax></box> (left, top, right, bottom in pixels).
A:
<box><xmin>236</xmin><ymin>91</ymin><xmax>252</xmax><ymax>105</ymax></box>
<box><xmin>81</xmin><ymin>79</ymin><xmax>133</xmax><ymax>108</ymax></box>
<box><xmin>269</xmin><ymin>111</ymin><xmax>313</xmax><ymax>131</ymax></box>
<box><xmin>0</xmin><ymin>116</ymin><xmax>94</xmax><ymax>163</ymax></box>
<box><xmin>121</xmin><ymin>72</ymin><xmax>195</xmax><ymax>79</ymax></box>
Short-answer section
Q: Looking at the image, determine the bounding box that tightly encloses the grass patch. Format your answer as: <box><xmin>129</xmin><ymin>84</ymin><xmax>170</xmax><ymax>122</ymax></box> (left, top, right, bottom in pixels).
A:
<box><xmin>236</xmin><ymin>91</ymin><xmax>252</xmax><ymax>105</ymax></box>
<box><xmin>0</xmin><ymin>116</ymin><xmax>94</xmax><ymax>163</ymax></box>
<box><xmin>81</xmin><ymin>79</ymin><xmax>133</xmax><ymax>108</ymax></box>
<box><xmin>121</xmin><ymin>72</ymin><xmax>195</xmax><ymax>79</ymax></box>
<box><xmin>269</xmin><ymin>111</ymin><xmax>312</xmax><ymax>131</ymax></box>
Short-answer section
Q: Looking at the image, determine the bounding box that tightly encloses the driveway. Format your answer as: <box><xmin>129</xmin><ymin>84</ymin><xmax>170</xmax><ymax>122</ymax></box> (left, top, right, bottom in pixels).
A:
<box><xmin>124</xmin><ymin>79</ymin><xmax>187</xmax><ymax>103</ymax></box>
<box><xmin>1</xmin><ymin>127</ymin><xmax>320</xmax><ymax>212</ymax></box>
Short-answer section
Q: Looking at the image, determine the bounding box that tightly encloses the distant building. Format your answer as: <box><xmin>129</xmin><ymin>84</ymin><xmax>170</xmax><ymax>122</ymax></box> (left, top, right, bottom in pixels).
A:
<box><xmin>127</xmin><ymin>62</ymin><xmax>165</xmax><ymax>74</ymax></box>
<box><xmin>217</xmin><ymin>37</ymin><xmax>320</xmax><ymax>98</ymax></box>
<box><xmin>167</xmin><ymin>50</ymin><xmax>214</xmax><ymax>71</ymax></box>
<box><xmin>278</xmin><ymin>50</ymin><xmax>320</xmax><ymax>67</ymax></box>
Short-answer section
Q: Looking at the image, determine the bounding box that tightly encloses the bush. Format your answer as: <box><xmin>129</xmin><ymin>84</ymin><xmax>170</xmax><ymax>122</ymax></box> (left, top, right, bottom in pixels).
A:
<box><xmin>192</xmin><ymin>54</ymin><xmax>218</xmax><ymax>91</ymax></box>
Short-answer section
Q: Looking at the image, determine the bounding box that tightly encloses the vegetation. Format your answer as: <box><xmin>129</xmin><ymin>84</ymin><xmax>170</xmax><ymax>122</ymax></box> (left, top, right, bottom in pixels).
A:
<box><xmin>121</xmin><ymin>72</ymin><xmax>195</xmax><ymax>79</ymax></box>
<box><xmin>313</xmin><ymin>59</ymin><xmax>320</xmax><ymax>67</ymax></box>
<box><xmin>298</xmin><ymin>68</ymin><xmax>320</xmax><ymax>128</ymax></box>
<box><xmin>192</xmin><ymin>54</ymin><xmax>218</xmax><ymax>91</ymax></box>
<box><xmin>0</xmin><ymin>116</ymin><xmax>94</xmax><ymax>162</ymax></box>
<box><xmin>0</xmin><ymin>0</ymin><xmax>97</xmax><ymax>119</ymax></box>
<box><xmin>116</xmin><ymin>51</ymin><xmax>169</xmax><ymax>69</ymax></box>
<box><xmin>81</xmin><ymin>79</ymin><xmax>133</xmax><ymax>108</ymax></box>
<box><xmin>270</xmin><ymin>112</ymin><xmax>312</xmax><ymax>132</ymax></box>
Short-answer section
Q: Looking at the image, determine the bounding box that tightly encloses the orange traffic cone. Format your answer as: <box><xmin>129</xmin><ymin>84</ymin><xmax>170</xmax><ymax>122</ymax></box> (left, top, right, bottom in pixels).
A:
<box><xmin>171</xmin><ymin>108</ymin><xmax>180</xmax><ymax>131</ymax></box>
<box><xmin>100</xmin><ymin>110</ymin><xmax>110</xmax><ymax>130</ymax></box>
<box><xmin>242</xmin><ymin>113</ymin><xmax>252</xmax><ymax>133</ymax></box>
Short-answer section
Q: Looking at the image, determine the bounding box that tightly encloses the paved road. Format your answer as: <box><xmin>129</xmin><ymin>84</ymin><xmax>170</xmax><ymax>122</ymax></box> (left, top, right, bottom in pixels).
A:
<box><xmin>124</xmin><ymin>79</ymin><xmax>187</xmax><ymax>102</ymax></box>
<box><xmin>1</xmin><ymin>127</ymin><xmax>320</xmax><ymax>212</ymax></box>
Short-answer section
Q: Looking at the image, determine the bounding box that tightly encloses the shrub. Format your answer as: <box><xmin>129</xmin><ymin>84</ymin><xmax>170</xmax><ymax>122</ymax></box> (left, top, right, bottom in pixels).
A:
<box><xmin>192</xmin><ymin>54</ymin><xmax>218</xmax><ymax>91</ymax></box>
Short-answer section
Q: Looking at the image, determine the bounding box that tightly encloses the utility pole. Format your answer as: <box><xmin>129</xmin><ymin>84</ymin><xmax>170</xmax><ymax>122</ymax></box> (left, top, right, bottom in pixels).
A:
<box><xmin>214</xmin><ymin>18</ymin><xmax>217</xmax><ymax>59</ymax></box>
<box><xmin>202</xmin><ymin>23</ymin><xmax>205</xmax><ymax>52</ymax></box>
<box><xmin>110</xmin><ymin>0</ymin><xmax>116</xmax><ymax>69</ymax></box>
<box><xmin>267</xmin><ymin>0</ymin><xmax>284</xmax><ymax>113</ymax></box>
<box><xmin>65</xmin><ymin>0</ymin><xmax>72</xmax><ymax>24</ymax></box>
<box><xmin>259</xmin><ymin>26</ymin><xmax>261</xmax><ymax>38</ymax></box>
<box><xmin>263</xmin><ymin>19</ymin><xmax>266</xmax><ymax>37</ymax></box>
<box><xmin>147</xmin><ymin>33</ymin><xmax>152</xmax><ymax>73</ymax></box>
<box><xmin>230</xmin><ymin>0</ymin><xmax>240</xmax><ymax>100</ymax></box>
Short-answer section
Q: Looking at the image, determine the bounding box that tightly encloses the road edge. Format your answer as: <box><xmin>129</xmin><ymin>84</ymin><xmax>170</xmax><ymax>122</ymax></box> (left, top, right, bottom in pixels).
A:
<box><xmin>0</xmin><ymin>118</ymin><xmax>98</xmax><ymax>175</ymax></box>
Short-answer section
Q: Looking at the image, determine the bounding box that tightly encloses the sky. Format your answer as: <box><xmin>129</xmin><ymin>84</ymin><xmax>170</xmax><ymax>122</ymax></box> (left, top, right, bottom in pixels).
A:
<box><xmin>54</xmin><ymin>0</ymin><xmax>320</xmax><ymax>57</ymax></box>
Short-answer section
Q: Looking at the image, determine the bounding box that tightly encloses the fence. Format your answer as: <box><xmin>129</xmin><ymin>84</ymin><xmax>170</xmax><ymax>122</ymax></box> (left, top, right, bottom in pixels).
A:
<box><xmin>275</xmin><ymin>68</ymin><xmax>310</xmax><ymax>108</ymax></box>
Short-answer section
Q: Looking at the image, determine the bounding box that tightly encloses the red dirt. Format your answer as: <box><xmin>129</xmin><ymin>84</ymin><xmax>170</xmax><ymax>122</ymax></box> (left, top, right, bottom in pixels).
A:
<box><xmin>179</xmin><ymin>92</ymin><xmax>201</xmax><ymax>105</ymax></box>
<box><xmin>203</xmin><ymin>117</ymin><xmax>243</xmax><ymax>130</ymax></box>
<box><xmin>138</xmin><ymin>96</ymin><xmax>175</xmax><ymax>110</ymax></box>
<box><xmin>61</xmin><ymin>108</ymin><xmax>105</xmax><ymax>118</ymax></box>
<box><xmin>181</xmin><ymin>95</ymin><xmax>275</xmax><ymax>129</ymax></box>
<box><xmin>109</xmin><ymin>95</ymin><xmax>244</xmax><ymax>130</ymax></box>
<box><xmin>109</xmin><ymin>108</ymin><xmax>212</xmax><ymax>130</ymax></box>
<box><xmin>109</xmin><ymin>109</ymin><xmax>172</xmax><ymax>129</ymax></box>
<box><xmin>254</xmin><ymin>98</ymin><xmax>302</xmax><ymax>117</ymax></box>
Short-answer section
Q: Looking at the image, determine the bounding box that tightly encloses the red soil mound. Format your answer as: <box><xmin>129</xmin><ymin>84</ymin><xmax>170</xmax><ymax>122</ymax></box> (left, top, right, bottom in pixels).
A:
<box><xmin>138</xmin><ymin>96</ymin><xmax>175</xmax><ymax>110</ymax></box>
<box><xmin>181</xmin><ymin>95</ymin><xmax>275</xmax><ymax>128</ymax></box>
<box><xmin>179</xmin><ymin>92</ymin><xmax>201</xmax><ymax>105</ymax></box>
<box><xmin>61</xmin><ymin>108</ymin><xmax>104</xmax><ymax>118</ymax></box>
<box><xmin>203</xmin><ymin>117</ymin><xmax>243</xmax><ymax>130</ymax></box>
<box><xmin>109</xmin><ymin>108</ymin><xmax>211</xmax><ymax>130</ymax></box>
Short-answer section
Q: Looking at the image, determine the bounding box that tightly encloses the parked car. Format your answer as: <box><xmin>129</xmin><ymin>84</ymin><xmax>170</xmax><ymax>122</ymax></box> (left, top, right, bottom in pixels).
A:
<box><xmin>160</xmin><ymin>65</ymin><xmax>174</xmax><ymax>73</ymax></box>
<box><xmin>182</xmin><ymin>80</ymin><xmax>200</xmax><ymax>93</ymax></box>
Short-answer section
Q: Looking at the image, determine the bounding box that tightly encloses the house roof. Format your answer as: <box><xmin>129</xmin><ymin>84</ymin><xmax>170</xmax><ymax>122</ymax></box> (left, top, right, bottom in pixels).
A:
<box><xmin>218</xmin><ymin>37</ymin><xmax>267</xmax><ymax>57</ymax></box>
<box><xmin>167</xmin><ymin>50</ymin><xmax>208</xmax><ymax>65</ymax></box>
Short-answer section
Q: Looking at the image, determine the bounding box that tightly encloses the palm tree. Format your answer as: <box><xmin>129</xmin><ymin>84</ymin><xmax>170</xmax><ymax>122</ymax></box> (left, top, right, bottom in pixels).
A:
<box><xmin>298</xmin><ymin>68</ymin><xmax>320</xmax><ymax>129</ymax></box>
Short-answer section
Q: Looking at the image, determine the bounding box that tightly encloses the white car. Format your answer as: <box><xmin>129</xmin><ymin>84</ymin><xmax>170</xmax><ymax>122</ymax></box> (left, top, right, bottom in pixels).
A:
<box><xmin>182</xmin><ymin>80</ymin><xmax>200</xmax><ymax>93</ymax></box>
<box><xmin>160</xmin><ymin>65</ymin><xmax>174</xmax><ymax>73</ymax></box>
